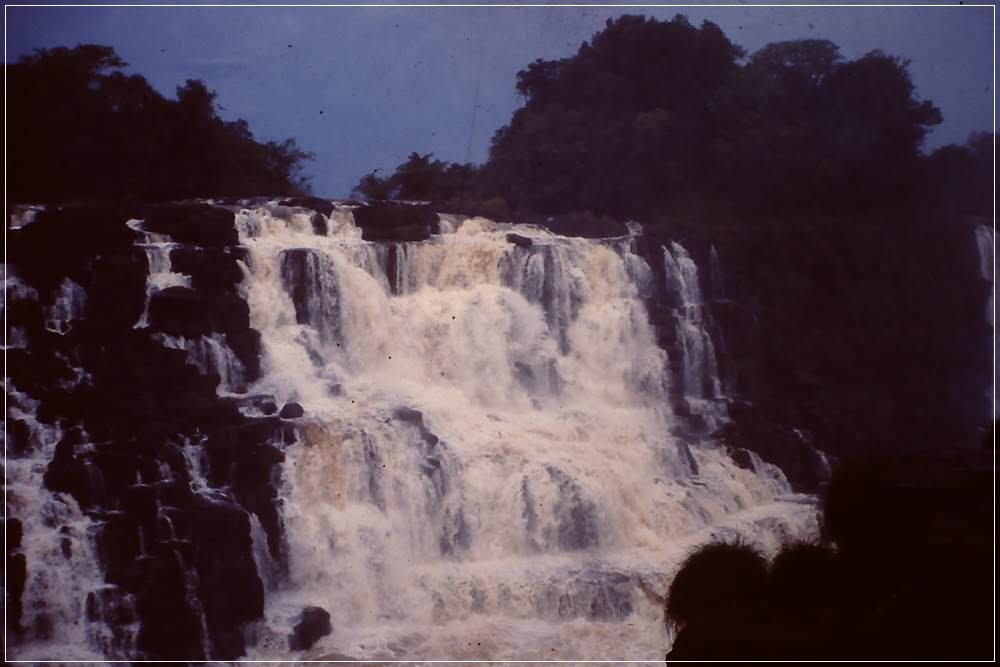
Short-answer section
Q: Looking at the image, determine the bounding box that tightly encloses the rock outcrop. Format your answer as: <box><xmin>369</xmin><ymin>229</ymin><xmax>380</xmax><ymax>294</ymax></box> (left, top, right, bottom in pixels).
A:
<box><xmin>6</xmin><ymin>202</ymin><xmax>284</xmax><ymax>660</ymax></box>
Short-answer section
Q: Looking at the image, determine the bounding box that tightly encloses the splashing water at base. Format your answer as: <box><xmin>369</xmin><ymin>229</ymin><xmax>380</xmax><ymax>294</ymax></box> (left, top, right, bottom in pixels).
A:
<box><xmin>5</xmin><ymin>390</ymin><xmax>138</xmax><ymax>661</ymax></box>
<box><xmin>230</xmin><ymin>203</ymin><xmax>813</xmax><ymax>660</ymax></box>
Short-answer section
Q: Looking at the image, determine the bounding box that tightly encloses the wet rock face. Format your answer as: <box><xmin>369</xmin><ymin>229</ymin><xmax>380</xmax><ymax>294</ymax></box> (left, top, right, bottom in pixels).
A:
<box><xmin>6</xmin><ymin>201</ymin><xmax>282</xmax><ymax>660</ymax></box>
<box><xmin>288</xmin><ymin>606</ymin><xmax>333</xmax><ymax>651</ymax></box>
<box><xmin>507</xmin><ymin>233</ymin><xmax>533</xmax><ymax>248</ymax></box>
<box><xmin>351</xmin><ymin>201</ymin><xmax>440</xmax><ymax>242</ymax></box>
<box><xmin>533</xmin><ymin>211</ymin><xmax>629</xmax><ymax>239</ymax></box>
<box><xmin>169</xmin><ymin>247</ymin><xmax>245</xmax><ymax>293</ymax></box>
<box><xmin>718</xmin><ymin>402</ymin><xmax>831</xmax><ymax>493</ymax></box>
<box><xmin>7</xmin><ymin>203</ymin><xmax>140</xmax><ymax>293</ymax></box>
<box><xmin>148</xmin><ymin>286</ymin><xmax>251</xmax><ymax>337</ymax></box>
<box><xmin>143</xmin><ymin>204</ymin><xmax>239</xmax><ymax>247</ymax></box>
<box><xmin>7</xmin><ymin>543</ymin><xmax>28</xmax><ymax>632</ymax></box>
<box><xmin>278</xmin><ymin>196</ymin><xmax>336</xmax><ymax>217</ymax></box>
<box><xmin>546</xmin><ymin>466</ymin><xmax>600</xmax><ymax>551</ymax></box>
<box><xmin>279</xmin><ymin>402</ymin><xmax>305</xmax><ymax>419</ymax></box>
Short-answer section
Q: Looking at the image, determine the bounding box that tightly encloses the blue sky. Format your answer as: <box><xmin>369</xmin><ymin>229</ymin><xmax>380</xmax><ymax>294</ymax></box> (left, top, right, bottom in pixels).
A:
<box><xmin>6</xmin><ymin>5</ymin><xmax>994</xmax><ymax>197</ymax></box>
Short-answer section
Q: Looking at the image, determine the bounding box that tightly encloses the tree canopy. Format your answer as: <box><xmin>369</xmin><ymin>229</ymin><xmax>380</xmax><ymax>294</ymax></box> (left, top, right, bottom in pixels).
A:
<box><xmin>354</xmin><ymin>15</ymin><xmax>983</xmax><ymax>221</ymax></box>
<box><xmin>8</xmin><ymin>44</ymin><xmax>313</xmax><ymax>203</ymax></box>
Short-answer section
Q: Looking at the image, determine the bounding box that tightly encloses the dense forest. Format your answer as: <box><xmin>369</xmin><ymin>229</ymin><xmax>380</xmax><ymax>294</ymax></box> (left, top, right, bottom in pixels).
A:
<box><xmin>354</xmin><ymin>15</ymin><xmax>991</xmax><ymax>219</ymax></box>
<box><xmin>8</xmin><ymin>44</ymin><xmax>313</xmax><ymax>202</ymax></box>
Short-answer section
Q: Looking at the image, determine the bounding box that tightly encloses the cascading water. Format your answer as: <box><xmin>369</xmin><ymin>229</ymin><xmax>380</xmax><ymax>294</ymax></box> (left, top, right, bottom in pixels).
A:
<box><xmin>975</xmin><ymin>224</ymin><xmax>995</xmax><ymax>418</ymax></box>
<box><xmin>5</xmin><ymin>389</ymin><xmax>139</xmax><ymax>660</ymax></box>
<box><xmin>130</xmin><ymin>219</ymin><xmax>191</xmax><ymax>328</ymax></box>
<box><xmin>229</xmin><ymin>203</ymin><xmax>814</xmax><ymax>660</ymax></box>
<box><xmin>43</xmin><ymin>278</ymin><xmax>87</xmax><ymax>335</ymax></box>
<box><xmin>662</xmin><ymin>242</ymin><xmax>728</xmax><ymax>431</ymax></box>
<box><xmin>153</xmin><ymin>332</ymin><xmax>248</xmax><ymax>394</ymax></box>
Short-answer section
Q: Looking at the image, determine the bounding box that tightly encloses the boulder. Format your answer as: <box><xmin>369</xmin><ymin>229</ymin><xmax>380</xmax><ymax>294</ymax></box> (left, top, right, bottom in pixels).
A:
<box><xmin>226</xmin><ymin>329</ymin><xmax>263</xmax><ymax>382</ymax></box>
<box><xmin>143</xmin><ymin>204</ymin><xmax>238</xmax><ymax>247</ymax></box>
<box><xmin>392</xmin><ymin>406</ymin><xmax>439</xmax><ymax>448</ymax></box>
<box><xmin>148</xmin><ymin>287</ymin><xmax>212</xmax><ymax>336</ymax></box>
<box><xmin>8</xmin><ymin>518</ymin><xmax>24</xmax><ymax>551</ymax></box>
<box><xmin>309</xmin><ymin>212</ymin><xmax>328</xmax><ymax>236</ymax></box>
<box><xmin>148</xmin><ymin>287</ymin><xmax>250</xmax><ymax>336</ymax></box>
<box><xmin>7</xmin><ymin>552</ymin><xmax>27</xmax><ymax>631</ymax></box>
<box><xmin>86</xmin><ymin>248</ymin><xmax>150</xmax><ymax>330</ymax></box>
<box><xmin>279</xmin><ymin>402</ymin><xmax>305</xmax><ymax>419</ymax></box>
<box><xmin>186</xmin><ymin>497</ymin><xmax>265</xmax><ymax>659</ymax></box>
<box><xmin>135</xmin><ymin>548</ymin><xmax>207</xmax><ymax>659</ymax></box>
<box><xmin>289</xmin><ymin>606</ymin><xmax>332</xmax><ymax>651</ymax></box>
<box><xmin>506</xmin><ymin>233</ymin><xmax>533</xmax><ymax>248</ymax></box>
<box><xmin>239</xmin><ymin>394</ymin><xmax>279</xmax><ymax>416</ymax></box>
<box><xmin>278</xmin><ymin>196</ymin><xmax>335</xmax><ymax>217</ymax></box>
<box><xmin>352</xmin><ymin>201</ymin><xmax>439</xmax><ymax>242</ymax></box>
<box><xmin>533</xmin><ymin>211</ymin><xmax>628</xmax><ymax>239</ymax></box>
<box><xmin>169</xmin><ymin>247</ymin><xmax>245</xmax><ymax>293</ymax></box>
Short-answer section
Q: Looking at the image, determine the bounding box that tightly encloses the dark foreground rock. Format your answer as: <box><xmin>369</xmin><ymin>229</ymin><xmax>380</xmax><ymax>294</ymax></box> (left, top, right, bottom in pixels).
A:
<box><xmin>289</xmin><ymin>606</ymin><xmax>333</xmax><ymax>651</ymax></box>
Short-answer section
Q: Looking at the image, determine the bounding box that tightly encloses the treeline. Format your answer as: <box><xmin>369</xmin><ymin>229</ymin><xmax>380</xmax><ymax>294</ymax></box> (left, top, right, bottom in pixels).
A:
<box><xmin>8</xmin><ymin>45</ymin><xmax>313</xmax><ymax>203</ymax></box>
<box><xmin>354</xmin><ymin>15</ymin><xmax>992</xmax><ymax>220</ymax></box>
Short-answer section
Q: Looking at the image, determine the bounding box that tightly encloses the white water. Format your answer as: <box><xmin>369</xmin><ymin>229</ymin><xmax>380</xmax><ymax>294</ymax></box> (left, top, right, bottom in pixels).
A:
<box><xmin>975</xmin><ymin>224</ymin><xmax>996</xmax><ymax>418</ymax></box>
<box><xmin>232</xmin><ymin>204</ymin><xmax>813</xmax><ymax>660</ymax></box>
<box><xmin>130</xmin><ymin>218</ymin><xmax>192</xmax><ymax>328</ymax></box>
<box><xmin>662</xmin><ymin>242</ymin><xmax>728</xmax><ymax>430</ymax></box>
<box><xmin>9</xmin><ymin>204</ymin><xmax>43</xmax><ymax>229</ymax></box>
<box><xmin>5</xmin><ymin>390</ymin><xmax>138</xmax><ymax>661</ymax></box>
<box><xmin>3</xmin><ymin>266</ymin><xmax>39</xmax><ymax>349</ymax></box>
<box><xmin>44</xmin><ymin>277</ymin><xmax>87</xmax><ymax>335</ymax></box>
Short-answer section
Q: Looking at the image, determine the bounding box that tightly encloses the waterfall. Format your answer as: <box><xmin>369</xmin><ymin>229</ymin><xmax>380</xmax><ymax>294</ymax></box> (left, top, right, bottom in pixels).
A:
<box><xmin>153</xmin><ymin>332</ymin><xmax>247</xmax><ymax>394</ymax></box>
<box><xmin>975</xmin><ymin>224</ymin><xmax>994</xmax><ymax>325</ymax></box>
<box><xmin>5</xmin><ymin>200</ymin><xmax>815</xmax><ymax>661</ymax></box>
<box><xmin>5</xmin><ymin>389</ymin><xmax>138</xmax><ymax>660</ymax></box>
<box><xmin>44</xmin><ymin>278</ymin><xmax>87</xmax><ymax>334</ymax></box>
<box><xmin>662</xmin><ymin>242</ymin><xmax>728</xmax><ymax>431</ymax></box>
<box><xmin>131</xmin><ymin>219</ymin><xmax>192</xmax><ymax>328</ymax></box>
<box><xmin>975</xmin><ymin>224</ymin><xmax>995</xmax><ymax>418</ymax></box>
<box><xmin>231</xmin><ymin>204</ymin><xmax>807</xmax><ymax>659</ymax></box>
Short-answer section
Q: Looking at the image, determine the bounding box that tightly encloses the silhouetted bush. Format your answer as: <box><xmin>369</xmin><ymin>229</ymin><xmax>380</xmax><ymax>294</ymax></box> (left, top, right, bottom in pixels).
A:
<box><xmin>665</xmin><ymin>541</ymin><xmax>768</xmax><ymax>627</ymax></box>
<box><xmin>667</xmin><ymin>448</ymin><xmax>993</xmax><ymax>659</ymax></box>
<box><xmin>767</xmin><ymin>541</ymin><xmax>839</xmax><ymax>607</ymax></box>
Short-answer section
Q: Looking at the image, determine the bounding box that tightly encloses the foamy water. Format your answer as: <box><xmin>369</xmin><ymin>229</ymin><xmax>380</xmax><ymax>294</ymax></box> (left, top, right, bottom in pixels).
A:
<box><xmin>227</xmin><ymin>203</ymin><xmax>815</xmax><ymax>660</ymax></box>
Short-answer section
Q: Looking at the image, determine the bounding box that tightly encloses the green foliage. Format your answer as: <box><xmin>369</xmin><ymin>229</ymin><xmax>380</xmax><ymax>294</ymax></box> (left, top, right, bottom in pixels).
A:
<box><xmin>9</xmin><ymin>44</ymin><xmax>313</xmax><ymax>203</ymax></box>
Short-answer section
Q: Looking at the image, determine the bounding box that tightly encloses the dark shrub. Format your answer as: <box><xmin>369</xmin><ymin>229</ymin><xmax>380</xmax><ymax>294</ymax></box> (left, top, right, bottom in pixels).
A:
<box><xmin>665</xmin><ymin>541</ymin><xmax>768</xmax><ymax>626</ymax></box>
<box><xmin>768</xmin><ymin>542</ymin><xmax>839</xmax><ymax>607</ymax></box>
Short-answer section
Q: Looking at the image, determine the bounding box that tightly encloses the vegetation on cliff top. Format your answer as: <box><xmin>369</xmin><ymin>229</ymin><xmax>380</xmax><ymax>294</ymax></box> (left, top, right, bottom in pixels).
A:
<box><xmin>354</xmin><ymin>15</ymin><xmax>991</xmax><ymax>220</ymax></box>
<box><xmin>8</xmin><ymin>44</ymin><xmax>313</xmax><ymax>203</ymax></box>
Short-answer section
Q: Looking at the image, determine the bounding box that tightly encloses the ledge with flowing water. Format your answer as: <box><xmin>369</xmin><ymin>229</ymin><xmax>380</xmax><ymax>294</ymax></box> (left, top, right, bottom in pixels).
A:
<box><xmin>6</xmin><ymin>198</ymin><xmax>826</xmax><ymax>660</ymax></box>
